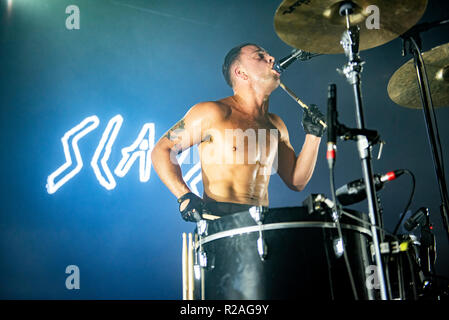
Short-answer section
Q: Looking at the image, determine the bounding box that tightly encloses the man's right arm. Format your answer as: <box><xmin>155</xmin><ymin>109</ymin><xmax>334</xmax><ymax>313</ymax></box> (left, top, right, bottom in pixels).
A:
<box><xmin>150</xmin><ymin>102</ymin><xmax>223</xmax><ymax>199</ymax></box>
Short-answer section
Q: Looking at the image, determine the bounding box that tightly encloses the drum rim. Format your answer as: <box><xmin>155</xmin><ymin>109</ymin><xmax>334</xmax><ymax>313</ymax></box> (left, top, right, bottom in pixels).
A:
<box><xmin>196</xmin><ymin>221</ymin><xmax>372</xmax><ymax>248</ymax></box>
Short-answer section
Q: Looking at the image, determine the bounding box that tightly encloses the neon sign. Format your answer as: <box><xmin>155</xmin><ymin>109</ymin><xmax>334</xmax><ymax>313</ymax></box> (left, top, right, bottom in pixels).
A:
<box><xmin>114</xmin><ymin>122</ymin><xmax>155</xmax><ymax>183</ymax></box>
<box><xmin>46</xmin><ymin>115</ymin><xmax>202</xmax><ymax>195</ymax></box>
<box><xmin>46</xmin><ymin>116</ymin><xmax>100</xmax><ymax>194</ymax></box>
<box><xmin>90</xmin><ymin>114</ymin><xmax>123</xmax><ymax>190</ymax></box>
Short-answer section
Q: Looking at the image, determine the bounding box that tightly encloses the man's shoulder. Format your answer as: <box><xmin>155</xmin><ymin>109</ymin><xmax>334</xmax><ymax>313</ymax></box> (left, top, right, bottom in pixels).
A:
<box><xmin>268</xmin><ymin>112</ymin><xmax>287</xmax><ymax>129</ymax></box>
<box><xmin>192</xmin><ymin>99</ymin><xmax>229</xmax><ymax>112</ymax></box>
<box><xmin>268</xmin><ymin>112</ymin><xmax>290</xmax><ymax>140</ymax></box>
<box><xmin>189</xmin><ymin>99</ymin><xmax>231</xmax><ymax>119</ymax></box>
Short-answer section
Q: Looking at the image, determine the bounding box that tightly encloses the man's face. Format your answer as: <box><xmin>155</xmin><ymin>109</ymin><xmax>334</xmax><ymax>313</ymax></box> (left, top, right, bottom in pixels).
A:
<box><xmin>235</xmin><ymin>45</ymin><xmax>280</xmax><ymax>87</ymax></box>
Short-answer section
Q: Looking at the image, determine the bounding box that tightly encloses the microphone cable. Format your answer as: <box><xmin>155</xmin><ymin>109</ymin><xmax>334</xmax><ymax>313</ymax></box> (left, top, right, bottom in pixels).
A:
<box><xmin>326</xmin><ymin>82</ymin><xmax>358</xmax><ymax>300</ymax></box>
<box><xmin>392</xmin><ymin>169</ymin><xmax>416</xmax><ymax>235</ymax></box>
<box><xmin>329</xmin><ymin>165</ymin><xmax>359</xmax><ymax>300</ymax></box>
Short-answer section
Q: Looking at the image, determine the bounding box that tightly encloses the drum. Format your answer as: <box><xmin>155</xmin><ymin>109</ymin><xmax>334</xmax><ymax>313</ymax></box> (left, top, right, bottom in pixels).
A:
<box><xmin>384</xmin><ymin>234</ymin><xmax>427</xmax><ymax>300</ymax></box>
<box><xmin>192</xmin><ymin>206</ymin><xmax>375</xmax><ymax>300</ymax></box>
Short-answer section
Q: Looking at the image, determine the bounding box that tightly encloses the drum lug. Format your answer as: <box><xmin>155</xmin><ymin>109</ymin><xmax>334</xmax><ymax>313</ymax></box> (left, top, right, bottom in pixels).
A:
<box><xmin>194</xmin><ymin>222</ymin><xmax>209</xmax><ymax>269</ymax></box>
<box><xmin>249</xmin><ymin>205</ymin><xmax>265</xmax><ymax>223</ymax></box>
<box><xmin>250</xmin><ymin>206</ymin><xmax>268</xmax><ymax>261</ymax></box>
<box><xmin>257</xmin><ymin>235</ymin><xmax>268</xmax><ymax>261</ymax></box>
<box><xmin>197</xmin><ymin>248</ymin><xmax>207</xmax><ymax>268</ymax></box>
<box><xmin>197</xmin><ymin>220</ymin><xmax>208</xmax><ymax>236</ymax></box>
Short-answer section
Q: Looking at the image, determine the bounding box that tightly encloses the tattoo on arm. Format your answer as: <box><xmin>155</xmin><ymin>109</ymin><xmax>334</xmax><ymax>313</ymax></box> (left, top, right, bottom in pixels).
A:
<box><xmin>163</xmin><ymin>119</ymin><xmax>185</xmax><ymax>141</ymax></box>
<box><xmin>162</xmin><ymin>119</ymin><xmax>187</xmax><ymax>154</ymax></box>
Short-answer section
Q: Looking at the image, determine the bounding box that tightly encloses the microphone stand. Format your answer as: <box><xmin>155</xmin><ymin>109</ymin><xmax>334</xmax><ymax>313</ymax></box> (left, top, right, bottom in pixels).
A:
<box><xmin>337</xmin><ymin>2</ymin><xmax>389</xmax><ymax>300</ymax></box>
<box><xmin>400</xmin><ymin>18</ymin><xmax>449</xmax><ymax>244</ymax></box>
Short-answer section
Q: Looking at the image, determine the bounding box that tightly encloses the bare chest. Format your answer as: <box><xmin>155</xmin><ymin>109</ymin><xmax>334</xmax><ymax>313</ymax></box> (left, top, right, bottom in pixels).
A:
<box><xmin>200</xmin><ymin>118</ymin><xmax>279</xmax><ymax>166</ymax></box>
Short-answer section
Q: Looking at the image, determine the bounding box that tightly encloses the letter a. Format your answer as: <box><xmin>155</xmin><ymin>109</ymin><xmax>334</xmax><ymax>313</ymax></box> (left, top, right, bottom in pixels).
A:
<box><xmin>65</xmin><ymin>5</ymin><xmax>80</xmax><ymax>30</ymax></box>
<box><xmin>365</xmin><ymin>5</ymin><xmax>380</xmax><ymax>30</ymax></box>
<box><xmin>65</xmin><ymin>265</ymin><xmax>80</xmax><ymax>290</ymax></box>
<box><xmin>365</xmin><ymin>265</ymin><xmax>380</xmax><ymax>290</ymax></box>
<box><xmin>114</xmin><ymin>123</ymin><xmax>155</xmax><ymax>182</ymax></box>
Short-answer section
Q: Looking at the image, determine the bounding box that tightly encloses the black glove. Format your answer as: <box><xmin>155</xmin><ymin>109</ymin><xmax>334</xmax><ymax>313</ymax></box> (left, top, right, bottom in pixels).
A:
<box><xmin>302</xmin><ymin>104</ymin><xmax>326</xmax><ymax>137</ymax></box>
<box><xmin>177</xmin><ymin>192</ymin><xmax>203</xmax><ymax>222</ymax></box>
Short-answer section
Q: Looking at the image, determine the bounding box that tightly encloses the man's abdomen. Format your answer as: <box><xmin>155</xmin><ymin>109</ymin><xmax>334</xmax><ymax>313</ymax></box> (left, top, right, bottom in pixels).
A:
<box><xmin>202</xmin><ymin>165</ymin><xmax>270</xmax><ymax>207</ymax></box>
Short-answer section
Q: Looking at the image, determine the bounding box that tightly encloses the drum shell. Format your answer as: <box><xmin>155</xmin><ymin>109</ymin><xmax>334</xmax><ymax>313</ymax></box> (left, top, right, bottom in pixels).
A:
<box><xmin>194</xmin><ymin>206</ymin><xmax>375</xmax><ymax>300</ymax></box>
<box><xmin>385</xmin><ymin>235</ymin><xmax>424</xmax><ymax>300</ymax></box>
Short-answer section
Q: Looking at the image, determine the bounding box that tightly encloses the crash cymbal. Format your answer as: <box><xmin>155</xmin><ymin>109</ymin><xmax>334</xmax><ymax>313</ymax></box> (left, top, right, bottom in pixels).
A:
<box><xmin>387</xmin><ymin>42</ymin><xmax>449</xmax><ymax>109</ymax></box>
<box><xmin>274</xmin><ymin>0</ymin><xmax>428</xmax><ymax>54</ymax></box>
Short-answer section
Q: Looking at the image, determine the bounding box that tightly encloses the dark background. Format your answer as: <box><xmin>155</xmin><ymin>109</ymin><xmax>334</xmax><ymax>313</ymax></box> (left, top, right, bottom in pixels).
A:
<box><xmin>0</xmin><ymin>0</ymin><xmax>448</xmax><ymax>299</ymax></box>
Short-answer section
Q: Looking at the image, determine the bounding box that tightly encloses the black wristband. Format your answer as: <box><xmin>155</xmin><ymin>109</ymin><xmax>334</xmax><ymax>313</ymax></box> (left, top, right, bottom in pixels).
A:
<box><xmin>177</xmin><ymin>192</ymin><xmax>203</xmax><ymax>222</ymax></box>
<box><xmin>302</xmin><ymin>104</ymin><xmax>326</xmax><ymax>137</ymax></box>
<box><xmin>177</xmin><ymin>192</ymin><xmax>196</xmax><ymax>204</ymax></box>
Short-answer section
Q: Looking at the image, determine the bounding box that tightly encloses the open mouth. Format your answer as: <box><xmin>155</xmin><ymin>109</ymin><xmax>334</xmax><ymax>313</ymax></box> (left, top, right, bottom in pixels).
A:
<box><xmin>271</xmin><ymin>63</ymin><xmax>282</xmax><ymax>76</ymax></box>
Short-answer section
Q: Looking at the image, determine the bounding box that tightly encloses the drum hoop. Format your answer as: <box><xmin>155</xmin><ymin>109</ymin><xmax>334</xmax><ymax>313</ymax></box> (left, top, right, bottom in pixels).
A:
<box><xmin>196</xmin><ymin>221</ymin><xmax>372</xmax><ymax>249</ymax></box>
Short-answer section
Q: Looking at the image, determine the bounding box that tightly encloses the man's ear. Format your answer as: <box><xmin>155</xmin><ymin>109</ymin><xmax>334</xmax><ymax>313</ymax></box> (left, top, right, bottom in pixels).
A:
<box><xmin>233</xmin><ymin>64</ymin><xmax>248</xmax><ymax>81</ymax></box>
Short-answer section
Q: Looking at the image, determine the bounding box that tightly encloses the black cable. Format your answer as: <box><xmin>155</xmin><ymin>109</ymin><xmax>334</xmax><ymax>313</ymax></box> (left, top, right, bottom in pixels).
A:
<box><xmin>329</xmin><ymin>168</ymin><xmax>359</xmax><ymax>300</ymax></box>
<box><xmin>341</xmin><ymin>210</ymin><xmax>400</xmax><ymax>242</ymax></box>
<box><xmin>393</xmin><ymin>169</ymin><xmax>416</xmax><ymax>235</ymax></box>
<box><xmin>405</xmin><ymin>249</ymin><xmax>419</xmax><ymax>300</ymax></box>
<box><xmin>342</xmin><ymin>209</ymin><xmax>399</xmax><ymax>299</ymax></box>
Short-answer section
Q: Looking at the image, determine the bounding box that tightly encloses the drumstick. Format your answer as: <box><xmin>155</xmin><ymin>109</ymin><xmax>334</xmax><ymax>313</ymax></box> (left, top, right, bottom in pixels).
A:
<box><xmin>279</xmin><ymin>82</ymin><xmax>327</xmax><ymax>129</ymax></box>
<box><xmin>187</xmin><ymin>233</ymin><xmax>194</xmax><ymax>300</ymax></box>
<box><xmin>202</xmin><ymin>213</ymin><xmax>220</xmax><ymax>220</ymax></box>
<box><xmin>181</xmin><ymin>233</ymin><xmax>187</xmax><ymax>300</ymax></box>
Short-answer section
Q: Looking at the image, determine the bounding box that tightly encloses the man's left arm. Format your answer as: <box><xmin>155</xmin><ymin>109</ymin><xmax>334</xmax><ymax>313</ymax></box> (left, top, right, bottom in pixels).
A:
<box><xmin>272</xmin><ymin>105</ymin><xmax>325</xmax><ymax>191</ymax></box>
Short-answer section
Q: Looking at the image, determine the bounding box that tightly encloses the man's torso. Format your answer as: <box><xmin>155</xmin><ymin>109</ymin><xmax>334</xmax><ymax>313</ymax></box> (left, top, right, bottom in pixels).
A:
<box><xmin>198</xmin><ymin>97</ymin><xmax>281</xmax><ymax>206</ymax></box>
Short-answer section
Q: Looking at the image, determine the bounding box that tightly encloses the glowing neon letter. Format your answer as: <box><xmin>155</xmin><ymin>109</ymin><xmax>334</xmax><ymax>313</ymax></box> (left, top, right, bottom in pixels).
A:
<box><xmin>46</xmin><ymin>116</ymin><xmax>100</xmax><ymax>194</ymax></box>
<box><xmin>114</xmin><ymin>123</ymin><xmax>155</xmax><ymax>182</ymax></box>
<box><xmin>91</xmin><ymin>115</ymin><xmax>123</xmax><ymax>190</ymax></box>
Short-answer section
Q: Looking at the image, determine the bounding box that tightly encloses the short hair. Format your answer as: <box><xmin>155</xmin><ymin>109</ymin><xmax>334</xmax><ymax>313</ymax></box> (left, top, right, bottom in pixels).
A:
<box><xmin>222</xmin><ymin>43</ymin><xmax>259</xmax><ymax>88</ymax></box>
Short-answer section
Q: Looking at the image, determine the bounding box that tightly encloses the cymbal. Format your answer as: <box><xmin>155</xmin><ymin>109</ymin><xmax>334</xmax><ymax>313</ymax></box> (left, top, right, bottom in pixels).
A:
<box><xmin>388</xmin><ymin>42</ymin><xmax>449</xmax><ymax>109</ymax></box>
<box><xmin>274</xmin><ymin>0</ymin><xmax>428</xmax><ymax>54</ymax></box>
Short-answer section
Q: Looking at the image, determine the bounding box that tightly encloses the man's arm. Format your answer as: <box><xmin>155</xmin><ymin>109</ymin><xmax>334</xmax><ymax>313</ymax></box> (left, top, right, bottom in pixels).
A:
<box><xmin>271</xmin><ymin>113</ymin><xmax>321</xmax><ymax>191</ymax></box>
<box><xmin>151</xmin><ymin>102</ymin><xmax>223</xmax><ymax>199</ymax></box>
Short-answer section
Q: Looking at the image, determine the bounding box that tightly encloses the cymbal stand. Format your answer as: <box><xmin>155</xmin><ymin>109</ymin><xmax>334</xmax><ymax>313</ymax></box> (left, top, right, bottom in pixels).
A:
<box><xmin>400</xmin><ymin>19</ymin><xmax>449</xmax><ymax>244</ymax></box>
<box><xmin>337</xmin><ymin>2</ymin><xmax>388</xmax><ymax>300</ymax></box>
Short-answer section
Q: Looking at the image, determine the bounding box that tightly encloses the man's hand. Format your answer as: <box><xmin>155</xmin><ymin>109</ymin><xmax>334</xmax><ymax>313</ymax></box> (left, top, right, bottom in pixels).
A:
<box><xmin>302</xmin><ymin>104</ymin><xmax>326</xmax><ymax>137</ymax></box>
<box><xmin>177</xmin><ymin>192</ymin><xmax>204</xmax><ymax>222</ymax></box>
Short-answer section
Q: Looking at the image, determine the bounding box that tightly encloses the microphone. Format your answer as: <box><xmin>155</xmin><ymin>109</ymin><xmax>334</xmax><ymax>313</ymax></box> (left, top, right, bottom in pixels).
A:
<box><xmin>273</xmin><ymin>49</ymin><xmax>319</xmax><ymax>74</ymax></box>
<box><xmin>327</xmin><ymin>84</ymin><xmax>337</xmax><ymax>169</ymax></box>
<box><xmin>336</xmin><ymin>170</ymin><xmax>405</xmax><ymax>205</ymax></box>
<box><xmin>404</xmin><ymin>207</ymin><xmax>429</xmax><ymax>231</ymax></box>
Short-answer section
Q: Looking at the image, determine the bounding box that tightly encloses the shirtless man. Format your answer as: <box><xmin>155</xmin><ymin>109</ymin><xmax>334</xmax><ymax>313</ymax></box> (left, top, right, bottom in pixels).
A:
<box><xmin>151</xmin><ymin>43</ymin><xmax>325</xmax><ymax>222</ymax></box>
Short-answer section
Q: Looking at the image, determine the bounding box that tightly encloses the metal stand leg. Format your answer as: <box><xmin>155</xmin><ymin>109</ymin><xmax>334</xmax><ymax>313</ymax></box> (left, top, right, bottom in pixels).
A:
<box><xmin>409</xmin><ymin>38</ymin><xmax>449</xmax><ymax>243</ymax></box>
<box><xmin>338</xmin><ymin>3</ymin><xmax>389</xmax><ymax>300</ymax></box>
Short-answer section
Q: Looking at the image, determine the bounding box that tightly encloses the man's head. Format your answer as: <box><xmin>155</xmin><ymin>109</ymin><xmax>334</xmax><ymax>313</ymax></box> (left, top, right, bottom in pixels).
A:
<box><xmin>222</xmin><ymin>43</ymin><xmax>257</xmax><ymax>88</ymax></box>
<box><xmin>222</xmin><ymin>43</ymin><xmax>279</xmax><ymax>90</ymax></box>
